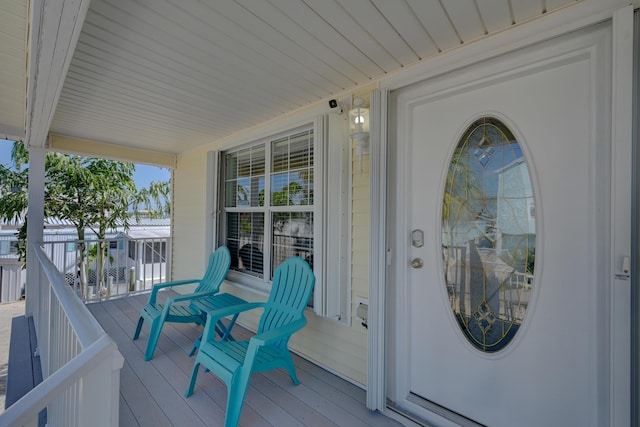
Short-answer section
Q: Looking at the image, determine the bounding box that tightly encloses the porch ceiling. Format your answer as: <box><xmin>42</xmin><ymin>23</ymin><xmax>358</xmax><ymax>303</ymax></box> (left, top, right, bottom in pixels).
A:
<box><xmin>2</xmin><ymin>0</ymin><xmax>582</xmax><ymax>158</ymax></box>
<box><xmin>0</xmin><ymin>0</ymin><xmax>28</xmax><ymax>141</ymax></box>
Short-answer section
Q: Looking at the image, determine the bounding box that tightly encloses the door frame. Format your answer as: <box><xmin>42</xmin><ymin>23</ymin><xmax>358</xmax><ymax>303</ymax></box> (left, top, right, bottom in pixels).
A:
<box><xmin>368</xmin><ymin>4</ymin><xmax>634</xmax><ymax>425</ymax></box>
<box><xmin>632</xmin><ymin>10</ymin><xmax>640</xmax><ymax>427</ymax></box>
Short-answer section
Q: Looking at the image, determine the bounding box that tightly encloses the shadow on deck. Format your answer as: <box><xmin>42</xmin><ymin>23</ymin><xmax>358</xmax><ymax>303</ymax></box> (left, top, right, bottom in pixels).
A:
<box><xmin>88</xmin><ymin>292</ymin><xmax>403</xmax><ymax>427</ymax></box>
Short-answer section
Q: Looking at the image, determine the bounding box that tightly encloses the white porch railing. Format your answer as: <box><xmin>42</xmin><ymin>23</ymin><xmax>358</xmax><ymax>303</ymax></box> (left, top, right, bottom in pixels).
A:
<box><xmin>0</xmin><ymin>244</ymin><xmax>124</xmax><ymax>427</ymax></box>
<box><xmin>41</xmin><ymin>236</ymin><xmax>171</xmax><ymax>303</ymax></box>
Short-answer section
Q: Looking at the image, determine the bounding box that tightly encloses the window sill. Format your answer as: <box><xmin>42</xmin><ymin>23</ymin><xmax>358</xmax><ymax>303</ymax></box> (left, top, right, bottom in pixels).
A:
<box><xmin>224</xmin><ymin>270</ymin><xmax>271</xmax><ymax>298</ymax></box>
<box><xmin>224</xmin><ymin>270</ymin><xmax>317</xmax><ymax>315</ymax></box>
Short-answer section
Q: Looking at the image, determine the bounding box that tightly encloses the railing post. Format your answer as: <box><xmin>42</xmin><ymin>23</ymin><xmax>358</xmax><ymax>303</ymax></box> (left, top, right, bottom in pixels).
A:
<box><xmin>25</xmin><ymin>146</ymin><xmax>46</xmax><ymax>318</ymax></box>
<box><xmin>77</xmin><ymin>340</ymin><xmax>124</xmax><ymax>427</ymax></box>
<box><xmin>166</xmin><ymin>236</ymin><xmax>172</xmax><ymax>282</ymax></box>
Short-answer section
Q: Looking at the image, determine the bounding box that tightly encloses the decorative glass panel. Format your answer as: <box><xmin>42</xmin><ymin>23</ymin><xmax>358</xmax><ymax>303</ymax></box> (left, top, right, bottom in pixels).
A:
<box><xmin>442</xmin><ymin>117</ymin><xmax>536</xmax><ymax>353</ymax></box>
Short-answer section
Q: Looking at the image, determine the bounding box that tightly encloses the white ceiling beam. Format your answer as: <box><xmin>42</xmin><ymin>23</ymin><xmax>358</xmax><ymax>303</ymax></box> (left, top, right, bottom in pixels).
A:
<box><xmin>25</xmin><ymin>0</ymin><xmax>91</xmax><ymax>148</ymax></box>
<box><xmin>49</xmin><ymin>133</ymin><xmax>177</xmax><ymax>169</ymax></box>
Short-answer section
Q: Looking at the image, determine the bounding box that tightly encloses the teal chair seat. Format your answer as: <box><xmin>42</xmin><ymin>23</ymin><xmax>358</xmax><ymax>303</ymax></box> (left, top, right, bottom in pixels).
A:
<box><xmin>133</xmin><ymin>246</ymin><xmax>246</xmax><ymax>360</ymax></box>
<box><xmin>185</xmin><ymin>256</ymin><xmax>315</xmax><ymax>427</ymax></box>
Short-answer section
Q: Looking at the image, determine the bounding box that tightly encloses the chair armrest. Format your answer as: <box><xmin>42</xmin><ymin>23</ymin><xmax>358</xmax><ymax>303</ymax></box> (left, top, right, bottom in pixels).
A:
<box><xmin>166</xmin><ymin>290</ymin><xmax>216</xmax><ymax>305</ymax></box>
<box><xmin>161</xmin><ymin>291</ymin><xmax>216</xmax><ymax>318</ymax></box>
<box><xmin>148</xmin><ymin>278</ymin><xmax>202</xmax><ymax>304</ymax></box>
<box><xmin>206</xmin><ymin>302</ymin><xmax>265</xmax><ymax>322</ymax></box>
<box><xmin>251</xmin><ymin>318</ymin><xmax>307</xmax><ymax>346</ymax></box>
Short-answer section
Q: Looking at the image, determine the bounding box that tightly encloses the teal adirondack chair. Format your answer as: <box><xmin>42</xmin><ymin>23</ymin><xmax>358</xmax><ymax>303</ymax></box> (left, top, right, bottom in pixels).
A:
<box><xmin>185</xmin><ymin>256</ymin><xmax>315</xmax><ymax>427</ymax></box>
<box><xmin>133</xmin><ymin>246</ymin><xmax>246</xmax><ymax>361</ymax></box>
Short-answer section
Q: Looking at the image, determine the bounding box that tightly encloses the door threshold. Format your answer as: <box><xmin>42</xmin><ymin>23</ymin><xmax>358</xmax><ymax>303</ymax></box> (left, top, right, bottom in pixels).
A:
<box><xmin>385</xmin><ymin>401</ymin><xmax>433</xmax><ymax>427</ymax></box>
<box><xmin>387</xmin><ymin>394</ymin><xmax>487</xmax><ymax>427</ymax></box>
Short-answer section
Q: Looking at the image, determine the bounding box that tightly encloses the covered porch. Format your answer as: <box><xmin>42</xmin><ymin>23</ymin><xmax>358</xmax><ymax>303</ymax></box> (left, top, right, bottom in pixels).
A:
<box><xmin>87</xmin><ymin>292</ymin><xmax>402</xmax><ymax>427</ymax></box>
<box><xmin>1</xmin><ymin>245</ymin><xmax>406</xmax><ymax>426</ymax></box>
<box><xmin>0</xmin><ymin>0</ymin><xmax>637</xmax><ymax>426</ymax></box>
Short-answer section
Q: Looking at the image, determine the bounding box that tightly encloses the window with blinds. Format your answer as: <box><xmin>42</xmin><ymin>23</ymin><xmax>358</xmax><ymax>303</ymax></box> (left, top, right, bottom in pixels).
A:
<box><xmin>222</xmin><ymin>129</ymin><xmax>315</xmax><ymax>280</ymax></box>
<box><xmin>213</xmin><ymin>114</ymin><xmax>348</xmax><ymax>321</ymax></box>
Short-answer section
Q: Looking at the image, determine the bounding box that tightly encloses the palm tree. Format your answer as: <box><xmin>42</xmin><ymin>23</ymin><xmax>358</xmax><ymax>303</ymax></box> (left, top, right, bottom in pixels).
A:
<box><xmin>0</xmin><ymin>141</ymin><xmax>171</xmax><ymax>297</ymax></box>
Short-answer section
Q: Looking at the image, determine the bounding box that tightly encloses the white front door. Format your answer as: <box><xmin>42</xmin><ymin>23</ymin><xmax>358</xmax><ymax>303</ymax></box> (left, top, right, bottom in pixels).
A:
<box><xmin>389</xmin><ymin>24</ymin><xmax>615</xmax><ymax>427</ymax></box>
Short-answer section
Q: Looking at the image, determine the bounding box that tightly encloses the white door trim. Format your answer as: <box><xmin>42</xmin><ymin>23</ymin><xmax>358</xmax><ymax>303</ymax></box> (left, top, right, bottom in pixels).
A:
<box><xmin>609</xmin><ymin>6</ymin><xmax>634</xmax><ymax>426</ymax></box>
<box><xmin>367</xmin><ymin>88</ymin><xmax>389</xmax><ymax>411</ymax></box>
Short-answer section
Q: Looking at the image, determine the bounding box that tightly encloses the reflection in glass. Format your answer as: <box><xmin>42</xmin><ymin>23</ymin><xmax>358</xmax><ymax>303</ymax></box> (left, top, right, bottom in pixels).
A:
<box><xmin>271</xmin><ymin>130</ymin><xmax>314</xmax><ymax>206</ymax></box>
<box><xmin>442</xmin><ymin>117</ymin><xmax>535</xmax><ymax>352</ymax></box>
<box><xmin>272</xmin><ymin>211</ymin><xmax>314</xmax><ymax>272</ymax></box>
<box><xmin>224</xmin><ymin>146</ymin><xmax>265</xmax><ymax>208</ymax></box>
<box><xmin>226</xmin><ymin>212</ymin><xmax>265</xmax><ymax>277</ymax></box>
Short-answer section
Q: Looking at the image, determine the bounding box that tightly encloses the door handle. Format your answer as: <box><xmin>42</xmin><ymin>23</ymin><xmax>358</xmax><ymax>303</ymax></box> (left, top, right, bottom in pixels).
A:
<box><xmin>411</xmin><ymin>258</ymin><xmax>424</xmax><ymax>269</ymax></box>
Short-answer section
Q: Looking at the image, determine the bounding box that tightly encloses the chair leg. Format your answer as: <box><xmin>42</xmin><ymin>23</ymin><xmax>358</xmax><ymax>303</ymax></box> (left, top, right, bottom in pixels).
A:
<box><xmin>281</xmin><ymin>351</ymin><xmax>299</xmax><ymax>385</ymax></box>
<box><xmin>225</xmin><ymin>368</ymin><xmax>252</xmax><ymax>427</ymax></box>
<box><xmin>188</xmin><ymin>336</ymin><xmax>201</xmax><ymax>357</ymax></box>
<box><xmin>219</xmin><ymin>314</ymin><xmax>239</xmax><ymax>341</ymax></box>
<box><xmin>133</xmin><ymin>317</ymin><xmax>144</xmax><ymax>340</ymax></box>
<box><xmin>184</xmin><ymin>361</ymin><xmax>201</xmax><ymax>397</ymax></box>
<box><xmin>144</xmin><ymin>316</ymin><xmax>164</xmax><ymax>361</ymax></box>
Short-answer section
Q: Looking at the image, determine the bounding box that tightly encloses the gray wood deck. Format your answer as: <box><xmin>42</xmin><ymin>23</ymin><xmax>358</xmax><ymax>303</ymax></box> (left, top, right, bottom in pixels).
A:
<box><xmin>87</xmin><ymin>293</ymin><xmax>403</xmax><ymax>427</ymax></box>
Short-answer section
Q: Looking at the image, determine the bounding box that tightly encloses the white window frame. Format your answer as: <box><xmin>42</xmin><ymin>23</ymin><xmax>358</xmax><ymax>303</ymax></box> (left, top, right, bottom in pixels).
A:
<box><xmin>207</xmin><ymin>115</ymin><xmax>349</xmax><ymax>321</ymax></box>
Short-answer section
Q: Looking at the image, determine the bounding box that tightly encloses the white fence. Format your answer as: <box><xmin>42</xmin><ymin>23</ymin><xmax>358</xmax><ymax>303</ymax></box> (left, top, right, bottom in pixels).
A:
<box><xmin>0</xmin><ymin>244</ymin><xmax>124</xmax><ymax>427</ymax></box>
<box><xmin>1</xmin><ymin>232</ymin><xmax>171</xmax><ymax>303</ymax></box>
<box><xmin>41</xmin><ymin>235</ymin><xmax>170</xmax><ymax>303</ymax></box>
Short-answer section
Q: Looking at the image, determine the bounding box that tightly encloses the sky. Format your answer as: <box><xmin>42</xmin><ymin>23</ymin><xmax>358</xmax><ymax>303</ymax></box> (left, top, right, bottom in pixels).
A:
<box><xmin>0</xmin><ymin>138</ymin><xmax>170</xmax><ymax>189</ymax></box>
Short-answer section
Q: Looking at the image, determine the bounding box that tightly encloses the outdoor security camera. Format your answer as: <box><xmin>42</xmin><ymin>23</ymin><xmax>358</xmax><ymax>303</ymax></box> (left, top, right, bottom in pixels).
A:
<box><xmin>328</xmin><ymin>99</ymin><xmax>343</xmax><ymax>114</ymax></box>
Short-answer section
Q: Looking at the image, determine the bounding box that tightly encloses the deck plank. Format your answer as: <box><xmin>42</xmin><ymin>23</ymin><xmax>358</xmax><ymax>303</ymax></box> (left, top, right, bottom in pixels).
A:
<box><xmin>89</xmin><ymin>302</ymin><xmax>208</xmax><ymax>427</ymax></box>
<box><xmin>118</xmin><ymin>395</ymin><xmax>139</xmax><ymax>427</ymax></box>
<box><xmin>88</xmin><ymin>293</ymin><xmax>405</xmax><ymax>427</ymax></box>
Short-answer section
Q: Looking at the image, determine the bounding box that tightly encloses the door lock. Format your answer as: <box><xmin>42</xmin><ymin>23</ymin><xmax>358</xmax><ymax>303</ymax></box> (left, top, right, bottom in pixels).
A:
<box><xmin>412</xmin><ymin>229</ymin><xmax>424</xmax><ymax>248</ymax></box>
<box><xmin>411</xmin><ymin>258</ymin><xmax>424</xmax><ymax>269</ymax></box>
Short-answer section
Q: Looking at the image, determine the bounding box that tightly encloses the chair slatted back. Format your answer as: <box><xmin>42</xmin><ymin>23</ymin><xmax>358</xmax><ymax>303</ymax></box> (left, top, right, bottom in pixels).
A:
<box><xmin>195</xmin><ymin>246</ymin><xmax>231</xmax><ymax>294</ymax></box>
<box><xmin>257</xmin><ymin>257</ymin><xmax>315</xmax><ymax>344</ymax></box>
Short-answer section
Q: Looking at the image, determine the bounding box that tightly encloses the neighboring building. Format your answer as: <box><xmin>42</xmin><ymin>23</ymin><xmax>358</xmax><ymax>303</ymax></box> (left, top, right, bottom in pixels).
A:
<box><xmin>0</xmin><ymin>218</ymin><xmax>170</xmax><ymax>302</ymax></box>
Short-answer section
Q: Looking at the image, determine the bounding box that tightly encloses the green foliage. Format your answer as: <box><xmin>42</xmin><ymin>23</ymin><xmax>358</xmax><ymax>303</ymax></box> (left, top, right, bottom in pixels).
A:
<box><xmin>0</xmin><ymin>165</ymin><xmax>28</xmax><ymax>223</ymax></box>
<box><xmin>0</xmin><ymin>141</ymin><xmax>171</xmax><ymax>293</ymax></box>
<box><xmin>442</xmin><ymin>149</ymin><xmax>484</xmax><ymax>236</ymax></box>
<box><xmin>270</xmin><ymin>181</ymin><xmax>310</xmax><ymax>207</ymax></box>
<box><xmin>43</xmin><ymin>153</ymin><xmax>138</xmax><ymax>237</ymax></box>
<box><xmin>134</xmin><ymin>180</ymin><xmax>171</xmax><ymax>219</ymax></box>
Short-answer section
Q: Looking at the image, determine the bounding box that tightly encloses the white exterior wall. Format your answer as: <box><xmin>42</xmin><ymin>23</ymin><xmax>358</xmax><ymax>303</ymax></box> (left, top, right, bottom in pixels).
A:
<box><xmin>170</xmin><ymin>3</ymin><xmax>635</xmax><ymax>392</ymax></box>
<box><xmin>172</xmin><ymin>112</ymin><xmax>372</xmax><ymax>385</ymax></box>
<box><xmin>172</xmin><ymin>147</ymin><xmax>211</xmax><ymax>293</ymax></box>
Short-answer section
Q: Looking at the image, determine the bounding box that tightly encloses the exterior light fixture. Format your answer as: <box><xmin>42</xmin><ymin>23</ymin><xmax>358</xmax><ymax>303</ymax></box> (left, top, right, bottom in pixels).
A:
<box><xmin>349</xmin><ymin>97</ymin><xmax>370</xmax><ymax>174</ymax></box>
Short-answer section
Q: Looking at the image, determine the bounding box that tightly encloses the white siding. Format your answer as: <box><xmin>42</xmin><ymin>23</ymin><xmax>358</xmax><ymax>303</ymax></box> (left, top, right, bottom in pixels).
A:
<box><xmin>171</xmin><ymin>103</ymin><xmax>373</xmax><ymax>385</ymax></box>
<box><xmin>171</xmin><ymin>147</ymin><xmax>213</xmax><ymax>291</ymax></box>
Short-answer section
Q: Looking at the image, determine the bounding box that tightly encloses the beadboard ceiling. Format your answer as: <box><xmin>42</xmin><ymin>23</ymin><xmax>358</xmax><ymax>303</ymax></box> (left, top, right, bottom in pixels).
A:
<box><xmin>0</xmin><ymin>0</ymin><xmax>28</xmax><ymax>140</ymax></box>
<box><xmin>1</xmin><ymin>0</ymin><xmax>582</xmax><ymax>158</ymax></box>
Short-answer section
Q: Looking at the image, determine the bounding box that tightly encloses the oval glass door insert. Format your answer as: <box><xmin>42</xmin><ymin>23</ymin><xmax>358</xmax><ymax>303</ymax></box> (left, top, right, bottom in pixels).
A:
<box><xmin>442</xmin><ymin>117</ymin><xmax>536</xmax><ymax>352</ymax></box>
